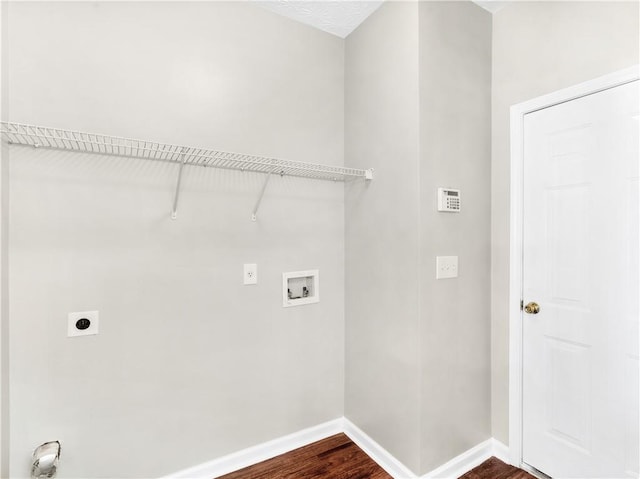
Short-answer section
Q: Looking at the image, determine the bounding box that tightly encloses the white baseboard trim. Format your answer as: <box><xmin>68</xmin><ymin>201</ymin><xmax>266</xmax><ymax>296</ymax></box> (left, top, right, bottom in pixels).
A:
<box><xmin>342</xmin><ymin>418</ymin><xmax>418</xmax><ymax>479</ymax></box>
<box><xmin>490</xmin><ymin>438</ymin><xmax>510</xmax><ymax>464</ymax></box>
<box><xmin>423</xmin><ymin>438</ymin><xmax>510</xmax><ymax>479</ymax></box>
<box><xmin>161</xmin><ymin>418</ymin><xmax>343</xmax><ymax>479</ymax></box>
<box><xmin>161</xmin><ymin>417</ymin><xmax>510</xmax><ymax>479</ymax></box>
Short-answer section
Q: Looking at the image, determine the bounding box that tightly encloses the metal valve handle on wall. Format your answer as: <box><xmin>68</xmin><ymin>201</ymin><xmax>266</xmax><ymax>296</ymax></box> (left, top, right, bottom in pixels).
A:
<box><xmin>31</xmin><ymin>441</ymin><xmax>61</xmax><ymax>479</ymax></box>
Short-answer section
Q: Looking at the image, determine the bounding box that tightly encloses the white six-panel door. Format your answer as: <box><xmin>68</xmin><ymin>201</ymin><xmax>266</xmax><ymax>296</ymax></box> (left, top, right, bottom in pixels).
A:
<box><xmin>522</xmin><ymin>80</ymin><xmax>639</xmax><ymax>478</ymax></box>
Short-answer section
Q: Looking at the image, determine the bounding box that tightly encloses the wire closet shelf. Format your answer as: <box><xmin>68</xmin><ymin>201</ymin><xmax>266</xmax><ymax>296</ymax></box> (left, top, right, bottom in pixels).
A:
<box><xmin>0</xmin><ymin>122</ymin><xmax>373</xmax><ymax>182</ymax></box>
<box><xmin>1</xmin><ymin>122</ymin><xmax>373</xmax><ymax>220</ymax></box>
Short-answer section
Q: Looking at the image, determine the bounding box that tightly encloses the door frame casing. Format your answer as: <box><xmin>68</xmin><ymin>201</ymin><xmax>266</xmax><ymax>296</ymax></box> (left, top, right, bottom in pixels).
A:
<box><xmin>508</xmin><ymin>65</ymin><xmax>640</xmax><ymax>469</ymax></box>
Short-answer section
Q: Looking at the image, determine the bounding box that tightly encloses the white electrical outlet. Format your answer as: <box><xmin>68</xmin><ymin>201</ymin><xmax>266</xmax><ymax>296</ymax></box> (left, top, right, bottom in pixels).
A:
<box><xmin>244</xmin><ymin>264</ymin><xmax>257</xmax><ymax>285</ymax></box>
<box><xmin>436</xmin><ymin>256</ymin><xmax>458</xmax><ymax>279</ymax></box>
<box><xmin>68</xmin><ymin>310</ymin><xmax>99</xmax><ymax>337</ymax></box>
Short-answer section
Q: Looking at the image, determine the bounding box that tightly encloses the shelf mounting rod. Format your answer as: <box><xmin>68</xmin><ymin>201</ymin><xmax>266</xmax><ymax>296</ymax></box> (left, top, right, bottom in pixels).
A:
<box><xmin>251</xmin><ymin>166</ymin><xmax>278</xmax><ymax>221</ymax></box>
<box><xmin>171</xmin><ymin>148</ymin><xmax>188</xmax><ymax>220</ymax></box>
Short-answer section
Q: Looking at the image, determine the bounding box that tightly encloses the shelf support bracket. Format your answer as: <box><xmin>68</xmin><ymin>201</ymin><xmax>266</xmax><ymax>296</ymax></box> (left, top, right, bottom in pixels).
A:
<box><xmin>251</xmin><ymin>168</ymin><xmax>277</xmax><ymax>221</ymax></box>
<box><xmin>171</xmin><ymin>149</ymin><xmax>188</xmax><ymax>220</ymax></box>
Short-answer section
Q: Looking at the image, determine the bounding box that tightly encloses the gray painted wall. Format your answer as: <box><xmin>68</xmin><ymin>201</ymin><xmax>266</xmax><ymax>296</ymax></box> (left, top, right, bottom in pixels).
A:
<box><xmin>419</xmin><ymin>1</ymin><xmax>491</xmax><ymax>471</ymax></box>
<box><xmin>344</xmin><ymin>1</ymin><xmax>422</xmax><ymax>473</ymax></box>
<box><xmin>345</xmin><ymin>1</ymin><xmax>491</xmax><ymax>475</ymax></box>
<box><xmin>0</xmin><ymin>1</ymin><xmax>9</xmax><ymax>476</ymax></box>
<box><xmin>491</xmin><ymin>0</ymin><xmax>640</xmax><ymax>445</ymax></box>
<box><xmin>7</xmin><ymin>3</ymin><xmax>345</xmax><ymax>477</ymax></box>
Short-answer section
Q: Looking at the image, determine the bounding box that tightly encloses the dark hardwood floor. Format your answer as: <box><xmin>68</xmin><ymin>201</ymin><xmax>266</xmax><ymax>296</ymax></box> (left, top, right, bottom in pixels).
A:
<box><xmin>216</xmin><ymin>435</ymin><xmax>536</xmax><ymax>479</ymax></box>
<box><xmin>217</xmin><ymin>433</ymin><xmax>392</xmax><ymax>479</ymax></box>
<box><xmin>459</xmin><ymin>457</ymin><xmax>537</xmax><ymax>479</ymax></box>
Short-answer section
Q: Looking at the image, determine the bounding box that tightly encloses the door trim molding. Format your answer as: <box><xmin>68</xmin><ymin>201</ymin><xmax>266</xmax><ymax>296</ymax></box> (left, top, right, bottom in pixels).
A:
<box><xmin>508</xmin><ymin>64</ymin><xmax>640</xmax><ymax>468</ymax></box>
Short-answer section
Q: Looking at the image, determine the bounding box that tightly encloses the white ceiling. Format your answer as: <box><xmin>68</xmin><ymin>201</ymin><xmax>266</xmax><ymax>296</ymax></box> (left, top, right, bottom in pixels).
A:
<box><xmin>472</xmin><ymin>1</ymin><xmax>510</xmax><ymax>14</ymax></box>
<box><xmin>256</xmin><ymin>0</ymin><xmax>508</xmax><ymax>38</ymax></box>
<box><xmin>256</xmin><ymin>1</ymin><xmax>384</xmax><ymax>38</ymax></box>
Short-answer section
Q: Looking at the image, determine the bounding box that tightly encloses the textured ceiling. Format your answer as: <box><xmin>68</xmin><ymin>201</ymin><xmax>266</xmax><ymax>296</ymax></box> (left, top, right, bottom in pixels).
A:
<box><xmin>472</xmin><ymin>0</ymin><xmax>510</xmax><ymax>13</ymax></box>
<box><xmin>256</xmin><ymin>1</ymin><xmax>508</xmax><ymax>38</ymax></box>
<box><xmin>256</xmin><ymin>1</ymin><xmax>385</xmax><ymax>38</ymax></box>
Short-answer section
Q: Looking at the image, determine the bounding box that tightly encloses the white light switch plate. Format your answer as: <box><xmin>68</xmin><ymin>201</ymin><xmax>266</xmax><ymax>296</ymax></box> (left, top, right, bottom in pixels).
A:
<box><xmin>436</xmin><ymin>256</ymin><xmax>458</xmax><ymax>279</ymax></box>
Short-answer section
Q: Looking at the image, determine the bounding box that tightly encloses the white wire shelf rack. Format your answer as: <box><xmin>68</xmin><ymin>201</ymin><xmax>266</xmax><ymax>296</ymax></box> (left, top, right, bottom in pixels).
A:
<box><xmin>1</xmin><ymin>122</ymin><xmax>372</xmax><ymax>181</ymax></box>
<box><xmin>1</xmin><ymin>122</ymin><xmax>373</xmax><ymax>220</ymax></box>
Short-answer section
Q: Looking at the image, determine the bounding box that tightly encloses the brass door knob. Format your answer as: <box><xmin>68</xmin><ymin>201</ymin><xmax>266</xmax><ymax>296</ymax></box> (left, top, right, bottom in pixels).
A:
<box><xmin>524</xmin><ymin>302</ymin><xmax>540</xmax><ymax>314</ymax></box>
